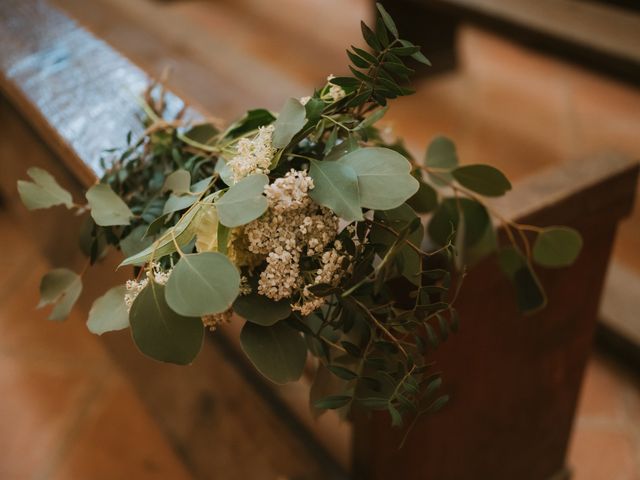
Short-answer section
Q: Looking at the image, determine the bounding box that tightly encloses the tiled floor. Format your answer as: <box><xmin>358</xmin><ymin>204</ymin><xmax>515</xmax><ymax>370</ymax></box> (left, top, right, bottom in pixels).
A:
<box><xmin>0</xmin><ymin>211</ymin><xmax>193</xmax><ymax>480</ymax></box>
<box><xmin>568</xmin><ymin>352</ymin><xmax>640</xmax><ymax>480</ymax></box>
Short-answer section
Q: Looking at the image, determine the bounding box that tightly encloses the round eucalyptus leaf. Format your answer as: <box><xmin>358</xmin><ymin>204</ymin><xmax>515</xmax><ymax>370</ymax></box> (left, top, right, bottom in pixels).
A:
<box><xmin>428</xmin><ymin>198</ymin><xmax>490</xmax><ymax>248</ymax></box>
<box><xmin>162</xmin><ymin>169</ymin><xmax>191</xmax><ymax>194</ymax></box>
<box><xmin>452</xmin><ymin>164</ymin><xmax>511</xmax><ymax>197</ymax></box>
<box><xmin>130</xmin><ymin>282</ymin><xmax>203</xmax><ymax>365</ymax></box>
<box><xmin>498</xmin><ymin>246</ymin><xmax>547</xmax><ymax>313</ymax></box>
<box><xmin>224</xmin><ymin>108</ymin><xmax>276</xmax><ymax>139</ymax></box>
<box><xmin>533</xmin><ymin>227</ymin><xmax>583</xmax><ymax>268</ymax></box>
<box><xmin>165</xmin><ymin>252</ymin><xmax>240</xmax><ymax>317</ymax></box>
<box><xmin>17</xmin><ymin>167</ymin><xmax>74</xmax><ymax>210</ymax></box>
<box><xmin>233</xmin><ymin>294</ymin><xmax>291</xmax><ymax>326</ymax></box>
<box><xmin>406</xmin><ymin>180</ymin><xmax>438</xmax><ymax>213</ymax></box>
<box><xmin>424</xmin><ymin>136</ymin><xmax>457</xmax><ymax>186</ymax></box>
<box><xmin>87</xmin><ymin>285</ymin><xmax>129</xmax><ymax>335</ymax></box>
<box><xmin>163</xmin><ymin>193</ymin><xmax>197</xmax><ymax>216</ymax></box>
<box><xmin>272</xmin><ymin>98</ymin><xmax>307</xmax><ymax>148</ymax></box>
<box><xmin>86</xmin><ymin>183</ymin><xmax>133</xmax><ymax>226</ymax></box>
<box><xmin>216</xmin><ymin>174</ymin><xmax>269</xmax><ymax>227</ymax></box>
<box><xmin>38</xmin><ymin>268</ymin><xmax>83</xmax><ymax>321</ymax></box>
<box><xmin>120</xmin><ymin>225</ymin><xmax>154</xmax><ymax>258</ymax></box>
<box><xmin>240</xmin><ymin>321</ymin><xmax>307</xmax><ymax>384</ymax></box>
<box><xmin>308</xmin><ymin>160</ymin><xmax>363</xmax><ymax>221</ymax></box>
<box><xmin>183</xmin><ymin>123</ymin><xmax>219</xmax><ymax>145</ymax></box>
<box><xmin>339</xmin><ymin>147</ymin><xmax>418</xmax><ymax>210</ymax></box>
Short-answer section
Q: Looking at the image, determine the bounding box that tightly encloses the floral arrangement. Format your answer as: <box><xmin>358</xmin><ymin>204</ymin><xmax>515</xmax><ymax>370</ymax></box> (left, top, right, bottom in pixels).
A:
<box><xmin>17</xmin><ymin>4</ymin><xmax>582</xmax><ymax>426</ymax></box>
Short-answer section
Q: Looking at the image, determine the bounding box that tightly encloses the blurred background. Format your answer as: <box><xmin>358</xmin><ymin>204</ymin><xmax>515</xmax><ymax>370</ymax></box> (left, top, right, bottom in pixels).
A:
<box><xmin>0</xmin><ymin>0</ymin><xmax>639</xmax><ymax>478</ymax></box>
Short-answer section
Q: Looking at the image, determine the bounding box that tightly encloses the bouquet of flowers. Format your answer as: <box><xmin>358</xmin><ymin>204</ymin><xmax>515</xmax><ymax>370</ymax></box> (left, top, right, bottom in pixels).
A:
<box><xmin>17</xmin><ymin>4</ymin><xmax>582</xmax><ymax>425</ymax></box>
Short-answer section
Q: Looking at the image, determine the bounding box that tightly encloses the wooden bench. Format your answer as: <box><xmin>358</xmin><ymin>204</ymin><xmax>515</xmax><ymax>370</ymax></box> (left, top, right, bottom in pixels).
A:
<box><xmin>379</xmin><ymin>0</ymin><xmax>640</xmax><ymax>84</ymax></box>
<box><xmin>1</xmin><ymin>1</ymin><xmax>637</xmax><ymax>478</ymax></box>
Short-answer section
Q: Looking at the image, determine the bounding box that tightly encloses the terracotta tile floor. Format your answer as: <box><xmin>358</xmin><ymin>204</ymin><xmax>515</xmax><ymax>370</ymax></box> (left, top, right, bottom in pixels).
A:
<box><xmin>0</xmin><ymin>211</ymin><xmax>193</xmax><ymax>480</ymax></box>
<box><xmin>2</xmin><ymin>210</ymin><xmax>639</xmax><ymax>478</ymax></box>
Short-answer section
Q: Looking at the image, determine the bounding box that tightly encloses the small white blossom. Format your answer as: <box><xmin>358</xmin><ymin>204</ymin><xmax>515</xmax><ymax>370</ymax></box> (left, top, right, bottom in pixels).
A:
<box><xmin>299</xmin><ymin>96</ymin><xmax>311</xmax><ymax>106</ymax></box>
<box><xmin>124</xmin><ymin>278</ymin><xmax>147</xmax><ymax>311</ymax></box>
<box><xmin>202</xmin><ymin>308</ymin><xmax>233</xmax><ymax>331</ymax></box>
<box><xmin>325</xmin><ymin>74</ymin><xmax>345</xmax><ymax>102</ymax></box>
<box><xmin>227</xmin><ymin>125</ymin><xmax>276</xmax><ymax>183</ymax></box>
<box><xmin>123</xmin><ymin>263</ymin><xmax>171</xmax><ymax>311</ymax></box>
<box><xmin>328</xmin><ymin>84</ymin><xmax>346</xmax><ymax>102</ymax></box>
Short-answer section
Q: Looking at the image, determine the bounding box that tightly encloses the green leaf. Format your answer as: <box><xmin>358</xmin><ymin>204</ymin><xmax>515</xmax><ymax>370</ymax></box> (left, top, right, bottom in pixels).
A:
<box><xmin>38</xmin><ymin>268</ymin><xmax>82</xmax><ymax>321</ymax></box>
<box><xmin>162</xmin><ymin>170</ymin><xmax>191</xmax><ymax>194</ymax></box>
<box><xmin>272</xmin><ymin>98</ymin><xmax>306</xmax><ymax>149</ymax></box>
<box><xmin>120</xmin><ymin>225</ymin><xmax>154</xmax><ymax>258</ymax></box>
<box><xmin>428</xmin><ymin>198</ymin><xmax>491</xmax><ymax>248</ymax></box>
<box><xmin>120</xmin><ymin>205</ymin><xmax>200</xmax><ymax>267</ymax></box>
<box><xmin>329</xmin><ymin>77</ymin><xmax>360</xmax><ymax>88</ymax></box>
<box><xmin>165</xmin><ymin>252</ymin><xmax>240</xmax><ymax>317</ymax></box>
<box><xmin>426</xmin><ymin>394</ymin><xmax>450</xmax><ymax>413</ymax></box>
<box><xmin>533</xmin><ymin>227</ymin><xmax>583</xmax><ymax>268</ymax></box>
<box><xmin>309</xmin><ymin>160</ymin><xmax>363</xmax><ymax>222</ymax></box>
<box><xmin>130</xmin><ymin>282</ymin><xmax>203</xmax><ymax>365</ymax></box>
<box><xmin>352</xmin><ymin>46</ymin><xmax>378</xmax><ymax>64</ymax></box>
<box><xmin>224</xmin><ymin>109</ymin><xmax>276</xmax><ymax>139</ymax></box>
<box><xmin>425</xmin><ymin>136</ymin><xmax>458</xmax><ymax>185</ymax></box>
<box><xmin>399</xmin><ymin>39</ymin><xmax>431</xmax><ymax>65</ymax></box>
<box><xmin>215</xmin><ymin>158</ymin><xmax>235</xmax><ymax>187</ymax></box>
<box><xmin>304</xmin><ymin>97</ymin><xmax>325</xmax><ymax>121</ymax></box>
<box><xmin>17</xmin><ymin>167</ymin><xmax>74</xmax><ymax>210</ymax></box>
<box><xmin>361</xmin><ymin>21</ymin><xmax>382</xmax><ymax>51</ymax></box>
<box><xmin>356</xmin><ymin>106</ymin><xmax>388</xmax><ymax>131</ymax></box>
<box><xmin>233</xmin><ymin>293</ymin><xmax>291</xmax><ymax>326</ymax></box>
<box><xmin>389</xmin><ymin>405</ymin><xmax>403</xmax><ymax>427</ymax></box>
<box><xmin>347</xmin><ymin>49</ymin><xmax>371</xmax><ymax>68</ymax></box>
<box><xmin>452</xmin><ymin>164</ymin><xmax>512</xmax><ymax>197</ymax></box>
<box><xmin>162</xmin><ymin>193</ymin><xmax>197</xmax><ymax>215</ymax></box>
<box><xmin>216</xmin><ymin>174</ymin><xmax>268</xmax><ymax>227</ymax></box>
<box><xmin>327</xmin><ymin>365</ymin><xmax>358</xmax><ymax>381</ymax></box>
<box><xmin>376</xmin><ymin>3</ymin><xmax>399</xmax><ymax>38</ymax></box>
<box><xmin>339</xmin><ymin>147</ymin><xmax>419</xmax><ymax>210</ymax></box>
<box><xmin>240</xmin><ymin>321</ymin><xmax>307</xmax><ymax>384</ymax></box>
<box><xmin>371</xmin><ymin>204</ymin><xmax>424</xmax><ymax>285</ymax></box>
<box><xmin>498</xmin><ymin>246</ymin><xmax>547</xmax><ymax>313</ymax></box>
<box><xmin>313</xmin><ymin>395</ymin><xmax>352</xmax><ymax>410</ymax></box>
<box><xmin>406</xmin><ymin>180</ymin><xmax>438</xmax><ymax>213</ymax></box>
<box><xmin>183</xmin><ymin>122</ymin><xmax>219</xmax><ymax>145</ymax></box>
<box><xmin>86</xmin><ymin>183</ymin><xmax>133</xmax><ymax>226</ymax></box>
<box><xmin>87</xmin><ymin>285</ymin><xmax>129</xmax><ymax>335</ymax></box>
<box><xmin>375</xmin><ymin>16</ymin><xmax>390</xmax><ymax>47</ymax></box>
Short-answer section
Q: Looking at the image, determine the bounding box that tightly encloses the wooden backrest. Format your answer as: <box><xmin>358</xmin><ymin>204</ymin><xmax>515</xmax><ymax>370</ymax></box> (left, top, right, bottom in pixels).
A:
<box><xmin>353</xmin><ymin>154</ymin><xmax>638</xmax><ymax>480</ymax></box>
<box><xmin>381</xmin><ymin>0</ymin><xmax>640</xmax><ymax>84</ymax></box>
<box><xmin>1</xmin><ymin>1</ymin><xmax>637</xmax><ymax>479</ymax></box>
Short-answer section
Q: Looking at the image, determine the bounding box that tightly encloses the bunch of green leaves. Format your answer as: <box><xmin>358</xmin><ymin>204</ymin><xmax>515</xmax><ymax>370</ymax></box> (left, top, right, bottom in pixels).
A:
<box><xmin>16</xmin><ymin>3</ymin><xmax>583</xmax><ymax>432</ymax></box>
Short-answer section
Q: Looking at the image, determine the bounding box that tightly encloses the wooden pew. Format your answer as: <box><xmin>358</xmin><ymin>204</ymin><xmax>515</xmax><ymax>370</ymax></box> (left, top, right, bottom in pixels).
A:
<box><xmin>1</xmin><ymin>1</ymin><xmax>637</xmax><ymax>479</ymax></box>
<box><xmin>379</xmin><ymin>0</ymin><xmax>640</xmax><ymax>84</ymax></box>
<box><xmin>353</xmin><ymin>153</ymin><xmax>638</xmax><ymax>479</ymax></box>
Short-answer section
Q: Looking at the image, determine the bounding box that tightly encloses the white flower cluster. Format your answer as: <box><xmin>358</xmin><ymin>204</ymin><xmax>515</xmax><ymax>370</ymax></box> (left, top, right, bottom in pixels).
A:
<box><xmin>294</xmin><ymin>240</ymin><xmax>352</xmax><ymax>316</ymax></box>
<box><xmin>124</xmin><ymin>263</ymin><xmax>171</xmax><ymax>311</ymax></box>
<box><xmin>227</xmin><ymin>125</ymin><xmax>276</xmax><ymax>183</ymax></box>
<box><xmin>202</xmin><ymin>308</ymin><xmax>233</xmax><ymax>331</ymax></box>
<box><xmin>242</xmin><ymin>170</ymin><xmax>339</xmax><ymax>302</ymax></box>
